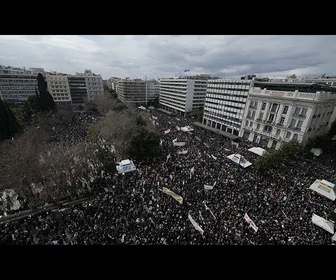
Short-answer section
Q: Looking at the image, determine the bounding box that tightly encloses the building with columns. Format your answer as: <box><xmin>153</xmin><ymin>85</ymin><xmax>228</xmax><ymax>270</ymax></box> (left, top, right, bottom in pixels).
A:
<box><xmin>239</xmin><ymin>80</ymin><xmax>336</xmax><ymax>149</ymax></box>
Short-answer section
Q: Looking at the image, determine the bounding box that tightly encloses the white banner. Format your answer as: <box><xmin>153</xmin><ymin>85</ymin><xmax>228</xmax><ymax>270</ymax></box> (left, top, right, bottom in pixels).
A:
<box><xmin>173</xmin><ymin>141</ymin><xmax>186</xmax><ymax>147</ymax></box>
<box><xmin>203</xmin><ymin>201</ymin><xmax>216</xmax><ymax>220</ymax></box>
<box><xmin>204</xmin><ymin>184</ymin><xmax>214</xmax><ymax>190</ymax></box>
<box><xmin>244</xmin><ymin>213</ymin><xmax>258</xmax><ymax>232</ymax></box>
<box><xmin>162</xmin><ymin>187</ymin><xmax>183</xmax><ymax>204</ymax></box>
<box><xmin>188</xmin><ymin>213</ymin><xmax>204</xmax><ymax>235</ymax></box>
<box><xmin>178</xmin><ymin>149</ymin><xmax>188</xmax><ymax>155</ymax></box>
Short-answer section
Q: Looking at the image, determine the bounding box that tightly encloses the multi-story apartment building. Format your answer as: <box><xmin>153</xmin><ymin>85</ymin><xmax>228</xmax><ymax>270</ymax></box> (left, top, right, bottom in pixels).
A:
<box><xmin>239</xmin><ymin>80</ymin><xmax>336</xmax><ymax>149</ymax></box>
<box><xmin>67</xmin><ymin>75</ymin><xmax>87</xmax><ymax>105</ymax></box>
<box><xmin>202</xmin><ymin>78</ymin><xmax>254</xmax><ymax>136</ymax></box>
<box><xmin>46</xmin><ymin>72</ymin><xmax>72</xmax><ymax>105</ymax></box>
<box><xmin>83</xmin><ymin>69</ymin><xmax>104</xmax><ymax>101</ymax></box>
<box><xmin>0</xmin><ymin>65</ymin><xmax>104</xmax><ymax>106</ymax></box>
<box><xmin>116</xmin><ymin>78</ymin><xmax>147</xmax><ymax>105</ymax></box>
<box><xmin>0</xmin><ymin>65</ymin><xmax>39</xmax><ymax>105</ymax></box>
<box><xmin>159</xmin><ymin>77</ymin><xmax>208</xmax><ymax>116</ymax></box>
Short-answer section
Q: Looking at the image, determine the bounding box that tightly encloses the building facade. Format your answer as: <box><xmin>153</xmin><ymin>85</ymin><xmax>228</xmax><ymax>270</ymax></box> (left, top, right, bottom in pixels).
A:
<box><xmin>83</xmin><ymin>69</ymin><xmax>104</xmax><ymax>101</ymax></box>
<box><xmin>116</xmin><ymin>78</ymin><xmax>147</xmax><ymax>105</ymax></box>
<box><xmin>239</xmin><ymin>81</ymin><xmax>336</xmax><ymax>149</ymax></box>
<box><xmin>46</xmin><ymin>72</ymin><xmax>72</xmax><ymax>105</ymax></box>
<box><xmin>159</xmin><ymin>78</ymin><xmax>208</xmax><ymax>116</ymax></box>
<box><xmin>0</xmin><ymin>66</ymin><xmax>39</xmax><ymax>106</ymax></box>
<box><xmin>145</xmin><ymin>79</ymin><xmax>160</xmax><ymax>106</ymax></box>
<box><xmin>202</xmin><ymin>78</ymin><xmax>254</xmax><ymax>136</ymax></box>
<box><xmin>67</xmin><ymin>75</ymin><xmax>87</xmax><ymax>105</ymax></box>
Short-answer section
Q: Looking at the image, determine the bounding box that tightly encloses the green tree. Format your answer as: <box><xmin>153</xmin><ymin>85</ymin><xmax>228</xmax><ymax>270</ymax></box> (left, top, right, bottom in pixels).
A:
<box><xmin>0</xmin><ymin>98</ymin><xmax>22</xmax><ymax>141</ymax></box>
<box><xmin>36</xmin><ymin>73</ymin><xmax>55</xmax><ymax>112</ymax></box>
<box><xmin>128</xmin><ymin>126</ymin><xmax>161</xmax><ymax>160</ymax></box>
<box><xmin>328</xmin><ymin>120</ymin><xmax>336</xmax><ymax>137</ymax></box>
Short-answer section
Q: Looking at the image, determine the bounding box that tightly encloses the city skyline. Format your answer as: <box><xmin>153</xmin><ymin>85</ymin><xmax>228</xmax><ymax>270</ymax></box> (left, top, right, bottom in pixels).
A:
<box><xmin>0</xmin><ymin>35</ymin><xmax>335</xmax><ymax>80</ymax></box>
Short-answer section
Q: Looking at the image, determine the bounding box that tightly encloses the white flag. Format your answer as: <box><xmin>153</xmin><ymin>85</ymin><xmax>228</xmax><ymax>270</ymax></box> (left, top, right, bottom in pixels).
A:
<box><xmin>244</xmin><ymin>213</ymin><xmax>258</xmax><ymax>232</ymax></box>
<box><xmin>164</xmin><ymin>129</ymin><xmax>171</xmax><ymax>134</ymax></box>
<box><xmin>203</xmin><ymin>201</ymin><xmax>216</xmax><ymax>220</ymax></box>
<box><xmin>190</xmin><ymin>167</ymin><xmax>195</xmax><ymax>178</ymax></box>
<box><xmin>204</xmin><ymin>184</ymin><xmax>214</xmax><ymax>190</ymax></box>
<box><xmin>188</xmin><ymin>213</ymin><xmax>204</xmax><ymax>235</ymax></box>
<box><xmin>166</xmin><ymin>153</ymin><xmax>171</xmax><ymax>162</ymax></box>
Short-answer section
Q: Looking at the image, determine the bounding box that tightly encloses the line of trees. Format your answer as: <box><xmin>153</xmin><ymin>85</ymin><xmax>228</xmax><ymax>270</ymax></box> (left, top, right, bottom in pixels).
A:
<box><xmin>255</xmin><ymin>120</ymin><xmax>336</xmax><ymax>172</ymax></box>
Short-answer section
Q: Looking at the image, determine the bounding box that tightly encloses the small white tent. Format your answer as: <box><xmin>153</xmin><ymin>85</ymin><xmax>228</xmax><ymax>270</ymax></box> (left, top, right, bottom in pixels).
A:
<box><xmin>248</xmin><ymin>147</ymin><xmax>267</xmax><ymax>156</ymax></box>
<box><xmin>227</xmin><ymin>154</ymin><xmax>252</xmax><ymax>168</ymax></box>
<box><xmin>312</xmin><ymin>213</ymin><xmax>334</xmax><ymax>234</ymax></box>
<box><xmin>181</xmin><ymin>126</ymin><xmax>194</xmax><ymax>132</ymax></box>
<box><xmin>116</xmin><ymin>159</ymin><xmax>137</xmax><ymax>174</ymax></box>
<box><xmin>310</xmin><ymin>148</ymin><xmax>323</xmax><ymax>156</ymax></box>
<box><xmin>309</xmin><ymin>179</ymin><xmax>336</xmax><ymax>201</ymax></box>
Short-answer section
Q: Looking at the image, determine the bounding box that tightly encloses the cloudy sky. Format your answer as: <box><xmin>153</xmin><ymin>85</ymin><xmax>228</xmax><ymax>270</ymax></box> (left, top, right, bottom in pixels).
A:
<box><xmin>0</xmin><ymin>35</ymin><xmax>335</xmax><ymax>80</ymax></box>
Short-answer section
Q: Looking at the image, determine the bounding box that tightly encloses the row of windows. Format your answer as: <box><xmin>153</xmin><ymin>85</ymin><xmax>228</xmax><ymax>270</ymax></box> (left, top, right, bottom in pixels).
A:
<box><xmin>51</xmin><ymin>90</ymin><xmax>68</xmax><ymax>94</ymax></box>
<box><xmin>53</xmin><ymin>97</ymin><xmax>70</xmax><ymax>101</ymax></box>
<box><xmin>50</xmin><ymin>85</ymin><xmax>68</xmax><ymax>89</ymax></box>
<box><xmin>2</xmin><ymin>94</ymin><xmax>31</xmax><ymax>98</ymax></box>
<box><xmin>1</xmin><ymin>90</ymin><xmax>35</xmax><ymax>94</ymax></box>
<box><xmin>205</xmin><ymin>99</ymin><xmax>245</xmax><ymax>107</ymax></box>
<box><xmin>246</xmin><ymin>123</ymin><xmax>300</xmax><ymax>140</ymax></box>
<box><xmin>205</xmin><ymin>103</ymin><xmax>243</xmax><ymax>111</ymax></box>
<box><xmin>206</xmin><ymin>96</ymin><xmax>246</xmax><ymax>103</ymax></box>
<box><xmin>207</xmin><ymin>88</ymin><xmax>249</xmax><ymax>94</ymax></box>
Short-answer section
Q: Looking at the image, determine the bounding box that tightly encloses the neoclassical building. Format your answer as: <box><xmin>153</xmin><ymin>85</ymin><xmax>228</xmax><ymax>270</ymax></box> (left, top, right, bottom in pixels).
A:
<box><xmin>239</xmin><ymin>80</ymin><xmax>336</xmax><ymax>149</ymax></box>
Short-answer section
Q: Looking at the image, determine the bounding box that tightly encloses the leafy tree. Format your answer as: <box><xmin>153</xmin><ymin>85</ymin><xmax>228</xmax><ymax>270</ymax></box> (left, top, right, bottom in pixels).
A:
<box><xmin>328</xmin><ymin>120</ymin><xmax>336</xmax><ymax>137</ymax></box>
<box><xmin>36</xmin><ymin>73</ymin><xmax>55</xmax><ymax>112</ymax></box>
<box><xmin>95</xmin><ymin>145</ymin><xmax>117</xmax><ymax>175</ymax></box>
<box><xmin>135</xmin><ymin>114</ymin><xmax>146</xmax><ymax>126</ymax></box>
<box><xmin>255</xmin><ymin>140</ymin><xmax>303</xmax><ymax>172</ymax></box>
<box><xmin>128</xmin><ymin>126</ymin><xmax>161</xmax><ymax>160</ymax></box>
<box><xmin>0</xmin><ymin>98</ymin><xmax>22</xmax><ymax>141</ymax></box>
<box><xmin>22</xmin><ymin>95</ymin><xmax>38</xmax><ymax>123</ymax></box>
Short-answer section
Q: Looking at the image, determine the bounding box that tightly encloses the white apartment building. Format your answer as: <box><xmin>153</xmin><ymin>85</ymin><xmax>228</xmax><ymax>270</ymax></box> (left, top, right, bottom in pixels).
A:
<box><xmin>202</xmin><ymin>78</ymin><xmax>254</xmax><ymax>136</ymax></box>
<box><xmin>239</xmin><ymin>81</ymin><xmax>336</xmax><ymax>149</ymax></box>
<box><xmin>46</xmin><ymin>72</ymin><xmax>72</xmax><ymax>105</ymax></box>
<box><xmin>83</xmin><ymin>69</ymin><xmax>104</xmax><ymax>101</ymax></box>
<box><xmin>159</xmin><ymin>78</ymin><xmax>208</xmax><ymax>116</ymax></box>
<box><xmin>0</xmin><ymin>66</ymin><xmax>39</xmax><ymax>105</ymax></box>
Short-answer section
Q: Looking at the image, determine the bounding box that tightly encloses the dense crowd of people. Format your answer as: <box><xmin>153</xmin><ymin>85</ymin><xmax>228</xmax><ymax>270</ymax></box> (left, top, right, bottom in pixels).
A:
<box><xmin>0</xmin><ymin>108</ymin><xmax>336</xmax><ymax>245</ymax></box>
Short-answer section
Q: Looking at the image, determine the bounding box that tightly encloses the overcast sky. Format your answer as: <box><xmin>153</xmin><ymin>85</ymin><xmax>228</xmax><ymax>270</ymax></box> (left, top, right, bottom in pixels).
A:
<box><xmin>0</xmin><ymin>35</ymin><xmax>335</xmax><ymax>80</ymax></box>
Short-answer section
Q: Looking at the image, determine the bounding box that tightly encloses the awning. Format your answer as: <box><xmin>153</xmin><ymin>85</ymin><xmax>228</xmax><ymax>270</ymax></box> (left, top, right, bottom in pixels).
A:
<box><xmin>309</xmin><ymin>179</ymin><xmax>336</xmax><ymax>201</ymax></box>
<box><xmin>312</xmin><ymin>213</ymin><xmax>334</xmax><ymax>234</ymax></box>
<box><xmin>248</xmin><ymin>147</ymin><xmax>267</xmax><ymax>156</ymax></box>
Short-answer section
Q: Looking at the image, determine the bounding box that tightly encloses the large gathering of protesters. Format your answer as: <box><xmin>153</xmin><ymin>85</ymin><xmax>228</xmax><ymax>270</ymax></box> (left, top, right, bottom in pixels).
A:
<box><xmin>0</xmin><ymin>107</ymin><xmax>336</xmax><ymax>245</ymax></box>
